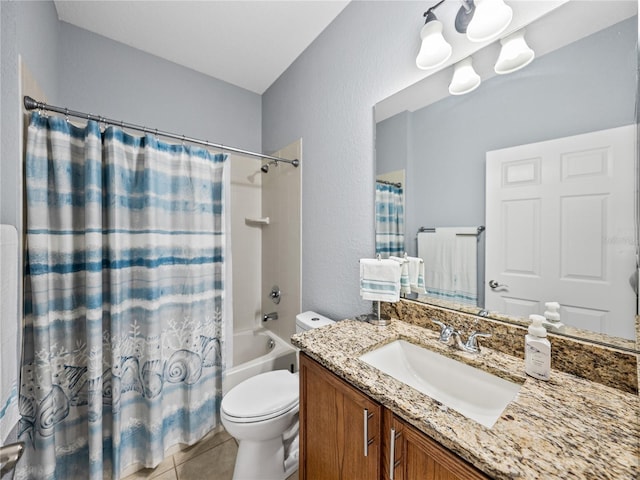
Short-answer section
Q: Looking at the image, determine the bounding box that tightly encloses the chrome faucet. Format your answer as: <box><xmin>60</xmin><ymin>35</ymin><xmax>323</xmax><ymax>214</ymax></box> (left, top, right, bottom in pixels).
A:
<box><xmin>431</xmin><ymin>319</ymin><xmax>491</xmax><ymax>354</ymax></box>
<box><xmin>463</xmin><ymin>331</ymin><xmax>492</xmax><ymax>353</ymax></box>
<box><xmin>263</xmin><ymin>312</ymin><xmax>278</xmax><ymax>322</ymax></box>
<box><xmin>432</xmin><ymin>319</ymin><xmax>455</xmax><ymax>343</ymax></box>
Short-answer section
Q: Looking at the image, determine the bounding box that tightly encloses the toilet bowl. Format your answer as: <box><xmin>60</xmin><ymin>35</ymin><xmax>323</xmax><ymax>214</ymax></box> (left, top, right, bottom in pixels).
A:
<box><xmin>221</xmin><ymin>370</ymin><xmax>299</xmax><ymax>480</ymax></box>
<box><xmin>221</xmin><ymin>311</ymin><xmax>334</xmax><ymax>480</ymax></box>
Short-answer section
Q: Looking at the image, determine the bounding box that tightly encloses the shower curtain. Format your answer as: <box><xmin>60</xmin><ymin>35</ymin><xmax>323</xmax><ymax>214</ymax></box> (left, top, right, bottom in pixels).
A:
<box><xmin>18</xmin><ymin>112</ymin><xmax>228</xmax><ymax>480</ymax></box>
<box><xmin>375</xmin><ymin>182</ymin><xmax>404</xmax><ymax>257</ymax></box>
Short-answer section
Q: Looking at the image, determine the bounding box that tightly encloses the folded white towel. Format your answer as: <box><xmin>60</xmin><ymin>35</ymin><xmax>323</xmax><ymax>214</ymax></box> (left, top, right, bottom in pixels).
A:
<box><xmin>407</xmin><ymin>256</ymin><xmax>426</xmax><ymax>294</ymax></box>
<box><xmin>360</xmin><ymin>258</ymin><xmax>402</xmax><ymax>302</ymax></box>
<box><xmin>389</xmin><ymin>256</ymin><xmax>411</xmax><ymax>294</ymax></box>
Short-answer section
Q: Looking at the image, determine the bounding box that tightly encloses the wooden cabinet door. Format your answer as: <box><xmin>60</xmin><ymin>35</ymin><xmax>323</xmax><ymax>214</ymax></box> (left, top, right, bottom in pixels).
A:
<box><xmin>383</xmin><ymin>410</ymin><xmax>489</xmax><ymax>480</ymax></box>
<box><xmin>299</xmin><ymin>353</ymin><xmax>381</xmax><ymax>480</ymax></box>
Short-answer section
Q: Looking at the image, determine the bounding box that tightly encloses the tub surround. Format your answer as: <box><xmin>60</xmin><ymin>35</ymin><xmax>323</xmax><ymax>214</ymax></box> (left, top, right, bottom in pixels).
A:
<box><xmin>223</xmin><ymin>328</ymin><xmax>297</xmax><ymax>394</ymax></box>
<box><xmin>382</xmin><ymin>299</ymin><xmax>639</xmax><ymax>395</ymax></box>
<box><xmin>292</xmin><ymin>319</ymin><xmax>639</xmax><ymax>480</ymax></box>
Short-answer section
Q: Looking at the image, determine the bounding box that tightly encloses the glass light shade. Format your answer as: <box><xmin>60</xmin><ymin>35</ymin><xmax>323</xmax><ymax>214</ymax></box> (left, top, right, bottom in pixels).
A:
<box><xmin>495</xmin><ymin>30</ymin><xmax>535</xmax><ymax>74</ymax></box>
<box><xmin>466</xmin><ymin>0</ymin><xmax>513</xmax><ymax>43</ymax></box>
<box><xmin>448</xmin><ymin>57</ymin><xmax>481</xmax><ymax>95</ymax></box>
<box><xmin>416</xmin><ymin>20</ymin><xmax>452</xmax><ymax>70</ymax></box>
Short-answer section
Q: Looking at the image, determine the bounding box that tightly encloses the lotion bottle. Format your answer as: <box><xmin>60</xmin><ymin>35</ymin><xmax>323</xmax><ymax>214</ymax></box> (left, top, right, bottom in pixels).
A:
<box><xmin>525</xmin><ymin>314</ymin><xmax>551</xmax><ymax>381</ymax></box>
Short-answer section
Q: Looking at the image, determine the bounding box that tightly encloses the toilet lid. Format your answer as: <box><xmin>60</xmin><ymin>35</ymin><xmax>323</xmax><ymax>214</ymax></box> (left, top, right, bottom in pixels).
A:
<box><xmin>222</xmin><ymin>370</ymin><xmax>299</xmax><ymax>421</ymax></box>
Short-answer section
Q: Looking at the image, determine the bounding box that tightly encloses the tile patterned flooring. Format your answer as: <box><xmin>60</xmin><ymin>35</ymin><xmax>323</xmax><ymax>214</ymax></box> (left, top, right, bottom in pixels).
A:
<box><xmin>122</xmin><ymin>429</ymin><xmax>299</xmax><ymax>480</ymax></box>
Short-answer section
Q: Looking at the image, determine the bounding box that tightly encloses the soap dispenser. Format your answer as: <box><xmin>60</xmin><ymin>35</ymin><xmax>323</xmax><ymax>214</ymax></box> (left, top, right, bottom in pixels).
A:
<box><xmin>543</xmin><ymin>302</ymin><xmax>566</xmax><ymax>333</ymax></box>
<box><xmin>525</xmin><ymin>314</ymin><xmax>551</xmax><ymax>381</ymax></box>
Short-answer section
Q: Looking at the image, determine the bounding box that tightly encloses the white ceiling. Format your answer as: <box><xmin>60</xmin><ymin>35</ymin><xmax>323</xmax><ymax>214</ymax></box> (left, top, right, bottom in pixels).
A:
<box><xmin>53</xmin><ymin>0</ymin><xmax>350</xmax><ymax>94</ymax></box>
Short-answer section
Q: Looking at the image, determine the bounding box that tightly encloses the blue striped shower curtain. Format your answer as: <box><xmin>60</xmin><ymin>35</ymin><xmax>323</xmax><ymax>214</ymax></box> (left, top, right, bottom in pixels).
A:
<box><xmin>18</xmin><ymin>113</ymin><xmax>228</xmax><ymax>479</ymax></box>
<box><xmin>375</xmin><ymin>182</ymin><xmax>405</xmax><ymax>257</ymax></box>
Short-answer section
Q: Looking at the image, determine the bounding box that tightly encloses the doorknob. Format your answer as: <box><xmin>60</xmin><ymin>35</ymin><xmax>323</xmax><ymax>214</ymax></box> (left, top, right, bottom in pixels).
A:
<box><xmin>488</xmin><ymin>280</ymin><xmax>509</xmax><ymax>289</ymax></box>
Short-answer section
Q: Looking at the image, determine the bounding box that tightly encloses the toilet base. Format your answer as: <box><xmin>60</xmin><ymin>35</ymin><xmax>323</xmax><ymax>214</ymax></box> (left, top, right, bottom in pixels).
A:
<box><xmin>233</xmin><ymin>437</ymin><xmax>296</xmax><ymax>480</ymax></box>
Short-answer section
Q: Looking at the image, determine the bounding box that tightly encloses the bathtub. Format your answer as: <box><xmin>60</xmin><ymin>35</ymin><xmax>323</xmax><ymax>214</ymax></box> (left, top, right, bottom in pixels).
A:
<box><xmin>223</xmin><ymin>328</ymin><xmax>297</xmax><ymax>394</ymax></box>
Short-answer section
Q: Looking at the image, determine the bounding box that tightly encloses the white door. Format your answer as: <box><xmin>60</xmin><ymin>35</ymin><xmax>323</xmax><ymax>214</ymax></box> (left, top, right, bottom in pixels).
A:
<box><xmin>485</xmin><ymin>125</ymin><xmax>637</xmax><ymax>339</ymax></box>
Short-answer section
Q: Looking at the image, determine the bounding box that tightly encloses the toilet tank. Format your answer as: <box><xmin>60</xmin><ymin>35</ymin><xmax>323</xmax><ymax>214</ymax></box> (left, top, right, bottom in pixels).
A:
<box><xmin>295</xmin><ymin>311</ymin><xmax>335</xmax><ymax>333</ymax></box>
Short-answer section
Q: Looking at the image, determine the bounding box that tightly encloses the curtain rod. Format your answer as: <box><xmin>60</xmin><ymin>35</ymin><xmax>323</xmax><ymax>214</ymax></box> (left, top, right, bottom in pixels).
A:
<box><xmin>418</xmin><ymin>226</ymin><xmax>485</xmax><ymax>236</ymax></box>
<box><xmin>23</xmin><ymin>96</ymin><xmax>300</xmax><ymax>167</ymax></box>
<box><xmin>376</xmin><ymin>179</ymin><xmax>402</xmax><ymax>188</ymax></box>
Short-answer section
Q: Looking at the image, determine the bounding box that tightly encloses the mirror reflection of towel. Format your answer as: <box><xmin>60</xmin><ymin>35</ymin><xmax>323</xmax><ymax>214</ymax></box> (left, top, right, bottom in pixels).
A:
<box><xmin>389</xmin><ymin>256</ymin><xmax>411</xmax><ymax>294</ymax></box>
<box><xmin>417</xmin><ymin>228</ymin><xmax>477</xmax><ymax>305</ymax></box>
<box><xmin>407</xmin><ymin>256</ymin><xmax>426</xmax><ymax>294</ymax></box>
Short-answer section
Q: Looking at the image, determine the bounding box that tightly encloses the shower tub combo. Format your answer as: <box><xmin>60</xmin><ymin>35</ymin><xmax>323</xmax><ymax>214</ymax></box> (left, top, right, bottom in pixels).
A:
<box><xmin>223</xmin><ymin>328</ymin><xmax>297</xmax><ymax>394</ymax></box>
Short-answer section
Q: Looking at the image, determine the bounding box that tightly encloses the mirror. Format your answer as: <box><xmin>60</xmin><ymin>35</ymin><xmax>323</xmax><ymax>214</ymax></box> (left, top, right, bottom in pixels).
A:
<box><xmin>375</xmin><ymin>1</ymin><xmax>639</xmax><ymax>350</ymax></box>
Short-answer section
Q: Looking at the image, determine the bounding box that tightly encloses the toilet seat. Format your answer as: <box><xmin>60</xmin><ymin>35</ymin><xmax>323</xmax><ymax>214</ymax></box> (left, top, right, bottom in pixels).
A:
<box><xmin>221</xmin><ymin>370</ymin><xmax>299</xmax><ymax>424</ymax></box>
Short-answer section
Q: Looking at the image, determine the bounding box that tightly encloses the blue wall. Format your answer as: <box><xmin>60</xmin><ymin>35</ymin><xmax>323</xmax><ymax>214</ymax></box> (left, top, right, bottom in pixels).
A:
<box><xmin>263</xmin><ymin>1</ymin><xmax>430</xmax><ymax>319</ymax></box>
<box><xmin>1</xmin><ymin>0</ymin><xmax>60</xmax><ymax>228</ymax></box>
<box><xmin>56</xmin><ymin>22</ymin><xmax>261</xmax><ymax>151</ymax></box>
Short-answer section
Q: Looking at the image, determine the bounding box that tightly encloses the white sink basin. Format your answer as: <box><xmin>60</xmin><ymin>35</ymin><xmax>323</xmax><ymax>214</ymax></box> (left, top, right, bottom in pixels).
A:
<box><xmin>358</xmin><ymin>340</ymin><xmax>521</xmax><ymax>428</ymax></box>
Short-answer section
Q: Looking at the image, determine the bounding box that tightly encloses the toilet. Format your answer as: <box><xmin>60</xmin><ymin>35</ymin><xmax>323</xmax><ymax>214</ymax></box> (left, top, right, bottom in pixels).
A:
<box><xmin>221</xmin><ymin>311</ymin><xmax>335</xmax><ymax>480</ymax></box>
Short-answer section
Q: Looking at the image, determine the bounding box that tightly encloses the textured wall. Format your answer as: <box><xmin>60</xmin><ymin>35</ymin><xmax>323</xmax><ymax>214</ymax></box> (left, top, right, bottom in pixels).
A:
<box><xmin>1</xmin><ymin>0</ymin><xmax>60</xmax><ymax>228</ymax></box>
<box><xmin>57</xmin><ymin>22</ymin><xmax>261</xmax><ymax>151</ymax></box>
<box><xmin>262</xmin><ymin>1</ymin><xmax>431</xmax><ymax>321</ymax></box>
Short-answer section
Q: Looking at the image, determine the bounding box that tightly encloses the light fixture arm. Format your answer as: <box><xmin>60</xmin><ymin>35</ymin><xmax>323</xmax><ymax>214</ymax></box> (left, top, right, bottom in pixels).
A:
<box><xmin>460</xmin><ymin>0</ymin><xmax>474</xmax><ymax>13</ymax></box>
<box><xmin>455</xmin><ymin>0</ymin><xmax>476</xmax><ymax>33</ymax></box>
<box><xmin>422</xmin><ymin>0</ymin><xmax>446</xmax><ymax>24</ymax></box>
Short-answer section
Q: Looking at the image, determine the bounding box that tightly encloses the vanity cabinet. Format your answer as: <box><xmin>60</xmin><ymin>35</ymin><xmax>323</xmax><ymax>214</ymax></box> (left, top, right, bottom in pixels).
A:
<box><xmin>382</xmin><ymin>410</ymin><xmax>490</xmax><ymax>480</ymax></box>
<box><xmin>300</xmin><ymin>353</ymin><xmax>490</xmax><ymax>480</ymax></box>
<box><xmin>299</xmin><ymin>352</ymin><xmax>382</xmax><ymax>479</ymax></box>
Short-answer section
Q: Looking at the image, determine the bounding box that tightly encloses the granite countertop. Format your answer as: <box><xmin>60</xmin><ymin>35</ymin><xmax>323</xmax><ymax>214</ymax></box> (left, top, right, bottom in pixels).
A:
<box><xmin>292</xmin><ymin>319</ymin><xmax>640</xmax><ymax>480</ymax></box>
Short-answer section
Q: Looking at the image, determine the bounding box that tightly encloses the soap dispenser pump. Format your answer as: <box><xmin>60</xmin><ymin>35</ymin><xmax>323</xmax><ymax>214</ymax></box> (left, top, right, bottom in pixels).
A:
<box><xmin>525</xmin><ymin>314</ymin><xmax>551</xmax><ymax>381</ymax></box>
<box><xmin>543</xmin><ymin>302</ymin><xmax>566</xmax><ymax>333</ymax></box>
<box><xmin>544</xmin><ymin>302</ymin><xmax>560</xmax><ymax>322</ymax></box>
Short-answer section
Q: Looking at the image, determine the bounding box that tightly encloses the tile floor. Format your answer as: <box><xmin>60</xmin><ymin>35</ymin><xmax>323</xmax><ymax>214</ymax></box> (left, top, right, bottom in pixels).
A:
<box><xmin>122</xmin><ymin>429</ymin><xmax>298</xmax><ymax>480</ymax></box>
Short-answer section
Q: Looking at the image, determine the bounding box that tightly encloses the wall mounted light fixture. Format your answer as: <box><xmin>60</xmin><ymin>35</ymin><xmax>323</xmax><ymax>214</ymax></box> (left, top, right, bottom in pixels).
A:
<box><xmin>494</xmin><ymin>29</ymin><xmax>535</xmax><ymax>74</ymax></box>
<box><xmin>449</xmin><ymin>57</ymin><xmax>481</xmax><ymax>95</ymax></box>
<box><xmin>416</xmin><ymin>1</ymin><xmax>535</xmax><ymax>96</ymax></box>
<box><xmin>466</xmin><ymin>0</ymin><xmax>513</xmax><ymax>43</ymax></box>
<box><xmin>416</xmin><ymin>1</ymin><xmax>452</xmax><ymax>70</ymax></box>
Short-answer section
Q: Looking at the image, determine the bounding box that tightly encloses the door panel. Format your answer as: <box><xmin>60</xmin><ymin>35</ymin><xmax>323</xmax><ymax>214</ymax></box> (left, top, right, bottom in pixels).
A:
<box><xmin>486</xmin><ymin>125</ymin><xmax>636</xmax><ymax>339</ymax></box>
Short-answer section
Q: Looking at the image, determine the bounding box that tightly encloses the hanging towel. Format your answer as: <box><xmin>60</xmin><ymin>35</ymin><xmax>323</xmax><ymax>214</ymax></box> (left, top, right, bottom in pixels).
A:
<box><xmin>359</xmin><ymin>258</ymin><xmax>402</xmax><ymax>302</ymax></box>
<box><xmin>0</xmin><ymin>225</ymin><xmax>20</xmax><ymax>442</ymax></box>
<box><xmin>417</xmin><ymin>227</ymin><xmax>478</xmax><ymax>305</ymax></box>
<box><xmin>389</xmin><ymin>256</ymin><xmax>411</xmax><ymax>294</ymax></box>
<box><xmin>407</xmin><ymin>256</ymin><xmax>426</xmax><ymax>294</ymax></box>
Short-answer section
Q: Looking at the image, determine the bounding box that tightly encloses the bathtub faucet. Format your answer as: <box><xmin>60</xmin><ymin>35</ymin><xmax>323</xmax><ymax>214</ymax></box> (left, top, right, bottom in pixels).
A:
<box><xmin>263</xmin><ymin>312</ymin><xmax>278</xmax><ymax>322</ymax></box>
